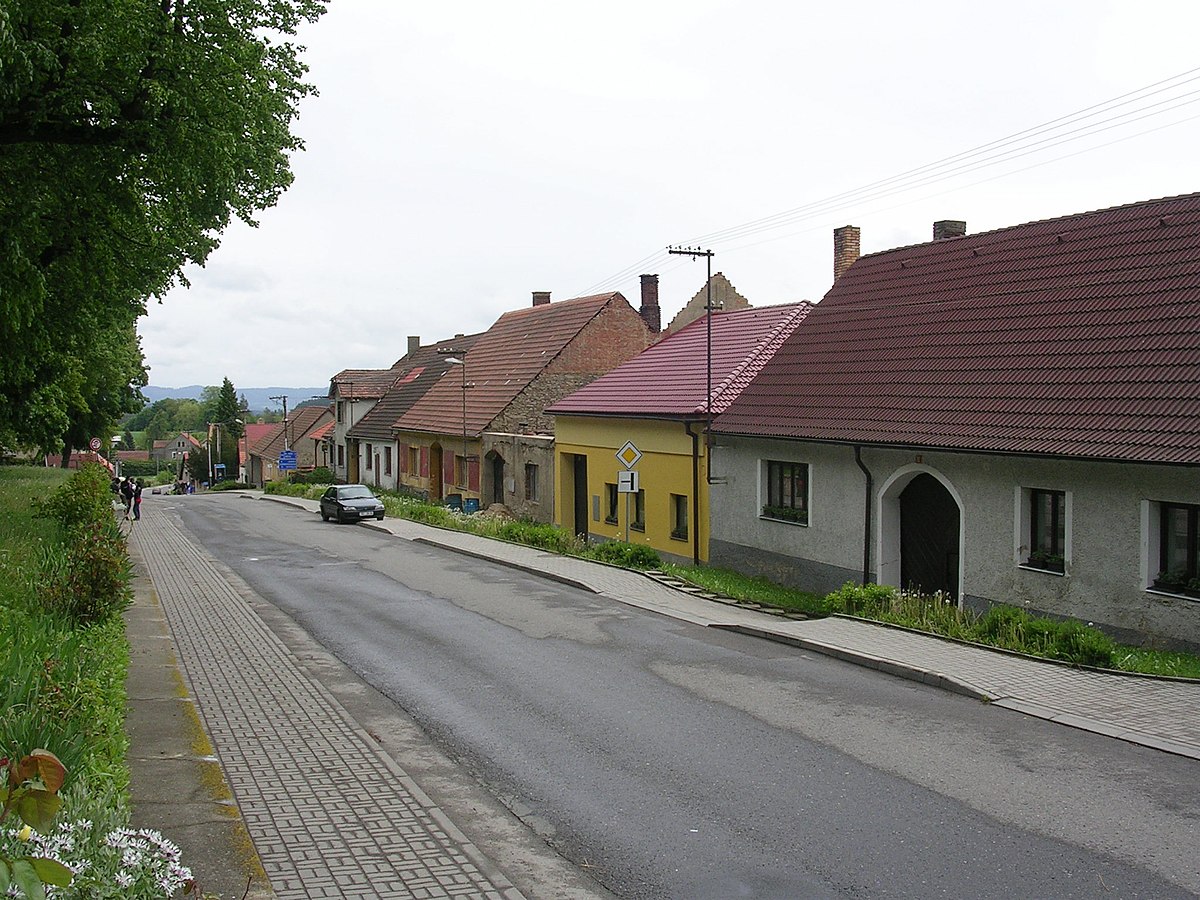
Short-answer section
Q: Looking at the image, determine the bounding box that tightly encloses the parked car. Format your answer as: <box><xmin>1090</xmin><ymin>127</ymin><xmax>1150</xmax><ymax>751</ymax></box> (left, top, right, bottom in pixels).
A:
<box><xmin>320</xmin><ymin>484</ymin><xmax>385</xmax><ymax>523</ymax></box>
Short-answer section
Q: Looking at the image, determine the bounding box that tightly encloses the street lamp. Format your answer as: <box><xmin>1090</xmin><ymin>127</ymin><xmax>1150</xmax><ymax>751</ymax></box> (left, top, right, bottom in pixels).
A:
<box><xmin>439</xmin><ymin>350</ymin><xmax>470</xmax><ymax>489</ymax></box>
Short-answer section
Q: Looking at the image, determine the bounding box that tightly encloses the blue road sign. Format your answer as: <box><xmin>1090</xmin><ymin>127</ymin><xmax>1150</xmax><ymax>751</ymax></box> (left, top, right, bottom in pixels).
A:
<box><xmin>278</xmin><ymin>450</ymin><xmax>297</xmax><ymax>470</ymax></box>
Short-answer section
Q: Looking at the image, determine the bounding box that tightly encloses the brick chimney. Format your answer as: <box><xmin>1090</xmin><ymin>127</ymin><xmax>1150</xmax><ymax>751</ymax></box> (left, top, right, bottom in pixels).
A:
<box><xmin>833</xmin><ymin>225</ymin><xmax>861</xmax><ymax>281</ymax></box>
<box><xmin>532</xmin><ymin>291</ymin><xmax>551</xmax><ymax>307</ymax></box>
<box><xmin>639</xmin><ymin>274</ymin><xmax>661</xmax><ymax>333</ymax></box>
<box><xmin>407</xmin><ymin>335</ymin><xmax>420</xmax><ymax>356</ymax></box>
<box><xmin>933</xmin><ymin>220</ymin><xmax>967</xmax><ymax>240</ymax></box>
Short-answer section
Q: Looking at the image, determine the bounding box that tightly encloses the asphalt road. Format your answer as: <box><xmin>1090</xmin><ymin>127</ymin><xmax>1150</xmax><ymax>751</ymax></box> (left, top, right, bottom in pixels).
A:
<box><xmin>175</xmin><ymin>495</ymin><xmax>1200</xmax><ymax>899</ymax></box>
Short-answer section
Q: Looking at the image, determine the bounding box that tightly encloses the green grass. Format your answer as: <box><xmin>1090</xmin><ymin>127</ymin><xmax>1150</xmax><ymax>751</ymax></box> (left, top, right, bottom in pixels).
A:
<box><xmin>0</xmin><ymin>464</ymin><xmax>133</xmax><ymax>820</ymax></box>
<box><xmin>662</xmin><ymin>563</ymin><xmax>832</xmax><ymax>616</ymax></box>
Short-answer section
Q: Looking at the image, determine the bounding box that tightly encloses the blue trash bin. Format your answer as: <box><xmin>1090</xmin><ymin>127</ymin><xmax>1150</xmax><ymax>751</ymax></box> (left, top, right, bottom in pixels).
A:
<box><xmin>464</xmin><ymin>497</ymin><xmax>480</xmax><ymax>514</ymax></box>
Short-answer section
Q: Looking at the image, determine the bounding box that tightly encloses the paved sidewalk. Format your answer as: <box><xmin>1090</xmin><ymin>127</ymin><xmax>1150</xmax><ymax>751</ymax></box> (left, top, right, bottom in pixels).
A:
<box><xmin>264</xmin><ymin>495</ymin><xmax>1200</xmax><ymax>762</ymax></box>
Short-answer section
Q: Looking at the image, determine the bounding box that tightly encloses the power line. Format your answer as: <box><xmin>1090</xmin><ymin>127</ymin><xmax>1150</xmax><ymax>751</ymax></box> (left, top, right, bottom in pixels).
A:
<box><xmin>576</xmin><ymin>65</ymin><xmax>1200</xmax><ymax>297</ymax></box>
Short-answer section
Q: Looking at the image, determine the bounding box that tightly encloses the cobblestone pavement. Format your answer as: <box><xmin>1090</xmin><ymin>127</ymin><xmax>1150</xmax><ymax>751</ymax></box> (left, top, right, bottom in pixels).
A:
<box><xmin>132</xmin><ymin>501</ymin><xmax>525</xmax><ymax>899</ymax></box>
<box><xmin>310</xmin><ymin>498</ymin><xmax>1200</xmax><ymax>762</ymax></box>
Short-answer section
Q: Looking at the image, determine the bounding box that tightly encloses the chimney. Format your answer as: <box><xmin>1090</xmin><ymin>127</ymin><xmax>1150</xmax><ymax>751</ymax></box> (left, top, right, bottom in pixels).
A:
<box><xmin>407</xmin><ymin>335</ymin><xmax>420</xmax><ymax>356</ymax></box>
<box><xmin>933</xmin><ymin>220</ymin><xmax>967</xmax><ymax>240</ymax></box>
<box><xmin>639</xmin><ymin>274</ymin><xmax>661</xmax><ymax>333</ymax></box>
<box><xmin>833</xmin><ymin>225</ymin><xmax>861</xmax><ymax>281</ymax></box>
<box><xmin>532</xmin><ymin>291</ymin><xmax>551</xmax><ymax>307</ymax></box>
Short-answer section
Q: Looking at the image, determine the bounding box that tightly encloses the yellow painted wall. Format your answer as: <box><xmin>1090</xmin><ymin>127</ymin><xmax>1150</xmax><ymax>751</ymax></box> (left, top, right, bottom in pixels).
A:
<box><xmin>555</xmin><ymin>416</ymin><xmax>709</xmax><ymax>563</ymax></box>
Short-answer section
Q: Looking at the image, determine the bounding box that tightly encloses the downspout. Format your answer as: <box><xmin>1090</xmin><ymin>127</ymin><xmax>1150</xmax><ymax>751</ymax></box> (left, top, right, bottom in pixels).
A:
<box><xmin>685</xmin><ymin>422</ymin><xmax>701</xmax><ymax>566</ymax></box>
<box><xmin>854</xmin><ymin>445</ymin><xmax>872</xmax><ymax>585</ymax></box>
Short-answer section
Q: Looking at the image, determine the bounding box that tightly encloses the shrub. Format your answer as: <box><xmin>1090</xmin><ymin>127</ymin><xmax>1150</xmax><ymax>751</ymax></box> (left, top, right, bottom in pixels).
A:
<box><xmin>972</xmin><ymin>604</ymin><xmax>1115</xmax><ymax>668</ymax></box>
<box><xmin>588</xmin><ymin>540</ymin><xmax>661</xmax><ymax>569</ymax></box>
<box><xmin>494</xmin><ymin>519</ymin><xmax>581</xmax><ymax>554</ymax></box>
<box><xmin>826</xmin><ymin>582</ymin><xmax>898</xmax><ymax>615</ymax></box>
<box><xmin>208</xmin><ymin>479</ymin><xmax>249</xmax><ymax>492</ymax></box>
<box><xmin>41</xmin><ymin>520</ymin><xmax>133</xmax><ymax>625</ymax></box>
<box><xmin>34</xmin><ymin>464</ymin><xmax>114</xmax><ymax>534</ymax></box>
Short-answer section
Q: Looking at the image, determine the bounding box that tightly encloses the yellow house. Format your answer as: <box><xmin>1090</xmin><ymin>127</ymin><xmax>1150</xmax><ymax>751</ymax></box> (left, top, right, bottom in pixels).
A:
<box><xmin>549</xmin><ymin>303</ymin><xmax>811</xmax><ymax>565</ymax></box>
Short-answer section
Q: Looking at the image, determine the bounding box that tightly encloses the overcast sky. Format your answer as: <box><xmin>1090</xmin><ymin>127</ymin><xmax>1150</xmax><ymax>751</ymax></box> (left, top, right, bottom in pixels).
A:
<box><xmin>137</xmin><ymin>0</ymin><xmax>1200</xmax><ymax>391</ymax></box>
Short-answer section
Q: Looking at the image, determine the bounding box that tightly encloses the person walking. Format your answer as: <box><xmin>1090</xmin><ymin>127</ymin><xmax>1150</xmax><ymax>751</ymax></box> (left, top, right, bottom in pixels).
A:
<box><xmin>119</xmin><ymin>477</ymin><xmax>134</xmax><ymax>518</ymax></box>
<box><xmin>132</xmin><ymin>479</ymin><xmax>143</xmax><ymax>521</ymax></box>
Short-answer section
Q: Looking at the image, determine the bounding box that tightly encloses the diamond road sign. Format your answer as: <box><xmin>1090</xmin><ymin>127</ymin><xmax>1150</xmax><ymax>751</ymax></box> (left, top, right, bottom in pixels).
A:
<box><xmin>616</xmin><ymin>440</ymin><xmax>642</xmax><ymax>469</ymax></box>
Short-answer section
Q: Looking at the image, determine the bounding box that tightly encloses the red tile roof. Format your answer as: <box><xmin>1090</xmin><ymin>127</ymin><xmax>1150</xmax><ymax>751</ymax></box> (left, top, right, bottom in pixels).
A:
<box><xmin>393</xmin><ymin>293</ymin><xmax>633</xmax><ymax>436</ymax></box>
<box><xmin>549</xmin><ymin>304</ymin><xmax>811</xmax><ymax>418</ymax></box>
<box><xmin>715</xmin><ymin>193</ymin><xmax>1200</xmax><ymax>465</ymax></box>
<box><xmin>347</xmin><ymin>335</ymin><xmax>485</xmax><ymax>441</ymax></box>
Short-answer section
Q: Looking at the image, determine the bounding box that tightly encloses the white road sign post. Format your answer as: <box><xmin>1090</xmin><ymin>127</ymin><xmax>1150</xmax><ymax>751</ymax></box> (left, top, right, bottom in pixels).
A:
<box><xmin>615</xmin><ymin>442</ymin><xmax>642</xmax><ymax>543</ymax></box>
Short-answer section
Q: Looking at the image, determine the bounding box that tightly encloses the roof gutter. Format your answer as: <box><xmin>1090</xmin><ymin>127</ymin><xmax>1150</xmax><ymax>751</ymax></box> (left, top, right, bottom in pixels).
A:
<box><xmin>685</xmin><ymin>421</ymin><xmax>702</xmax><ymax>566</ymax></box>
<box><xmin>854</xmin><ymin>445</ymin><xmax>873</xmax><ymax>585</ymax></box>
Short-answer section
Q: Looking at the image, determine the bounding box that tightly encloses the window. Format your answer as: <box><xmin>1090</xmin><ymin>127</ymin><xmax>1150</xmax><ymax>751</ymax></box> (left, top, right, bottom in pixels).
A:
<box><xmin>408</xmin><ymin>445</ymin><xmax>419</xmax><ymax>475</ymax></box>
<box><xmin>762</xmin><ymin>460</ymin><xmax>808</xmax><ymax>524</ymax></box>
<box><xmin>365</xmin><ymin>443</ymin><xmax>373</xmax><ymax>470</ymax></box>
<box><xmin>455</xmin><ymin>455</ymin><xmax>467</xmax><ymax>487</ymax></box>
<box><xmin>1027</xmin><ymin>489</ymin><xmax>1066</xmax><ymax>572</ymax></box>
<box><xmin>631</xmin><ymin>489</ymin><xmax>645</xmax><ymax>532</ymax></box>
<box><xmin>336</xmin><ymin>401</ymin><xmax>344</xmax><ymax>423</ymax></box>
<box><xmin>670</xmin><ymin>494</ymin><xmax>688</xmax><ymax>541</ymax></box>
<box><xmin>605</xmin><ymin>483</ymin><xmax>618</xmax><ymax>524</ymax></box>
<box><xmin>1155</xmin><ymin>502</ymin><xmax>1200</xmax><ymax>595</ymax></box>
<box><xmin>337</xmin><ymin>444</ymin><xmax>344</xmax><ymax>467</ymax></box>
<box><xmin>384</xmin><ymin>446</ymin><xmax>392</xmax><ymax>475</ymax></box>
<box><xmin>525</xmin><ymin>463</ymin><xmax>539</xmax><ymax>501</ymax></box>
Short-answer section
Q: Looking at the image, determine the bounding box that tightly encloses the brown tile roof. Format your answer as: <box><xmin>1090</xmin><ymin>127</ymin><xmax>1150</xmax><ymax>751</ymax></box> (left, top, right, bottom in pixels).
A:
<box><xmin>329</xmin><ymin>366</ymin><xmax>405</xmax><ymax>400</ymax></box>
<box><xmin>549</xmin><ymin>304</ymin><xmax>811</xmax><ymax>419</ymax></box>
<box><xmin>393</xmin><ymin>293</ymin><xmax>631</xmax><ymax>437</ymax></box>
<box><xmin>249</xmin><ymin>406</ymin><xmax>333</xmax><ymax>458</ymax></box>
<box><xmin>715</xmin><ymin>193</ymin><xmax>1200</xmax><ymax>465</ymax></box>
<box><xmin>348</xmin><ymin>335</ymin><xmax>485</xmax><ymax>441</ymax></box>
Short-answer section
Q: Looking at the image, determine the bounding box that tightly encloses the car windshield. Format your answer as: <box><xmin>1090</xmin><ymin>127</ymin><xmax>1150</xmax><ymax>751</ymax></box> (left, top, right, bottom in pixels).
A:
<box><xmin>340</xmin><ymin>486</ymin><xmax>374</xmax><ymax>500</ymax></box>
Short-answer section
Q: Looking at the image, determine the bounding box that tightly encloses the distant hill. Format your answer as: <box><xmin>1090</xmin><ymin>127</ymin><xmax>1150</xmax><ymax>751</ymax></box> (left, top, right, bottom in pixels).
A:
<box><xmin>142</xmin><ymin>385</ymin><xmax>328</xmax><ymax>413</ymax></box>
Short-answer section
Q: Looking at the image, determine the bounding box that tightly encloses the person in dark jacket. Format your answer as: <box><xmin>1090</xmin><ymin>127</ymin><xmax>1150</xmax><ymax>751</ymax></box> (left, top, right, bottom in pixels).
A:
<box><xmin>119</xmin><ymin>477</ymin><xmax>134</xmax><ymax>518</ymax></box>
<box><xmin>132</xmin><ymin>480</ymin><xmax>143</xmax><ymax>520</ymax></box>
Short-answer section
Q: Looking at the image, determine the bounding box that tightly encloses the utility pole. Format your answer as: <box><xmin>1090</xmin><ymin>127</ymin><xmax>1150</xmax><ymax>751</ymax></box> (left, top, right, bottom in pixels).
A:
<box><xmin>269</xmin><ymin>395</ymin><xmax>290</xmax><ymax>450</ymax></box>
<box><xmin>667</xmin><ymin>246</ymin><xmax>716</xmax><ymax>480</ymax></box>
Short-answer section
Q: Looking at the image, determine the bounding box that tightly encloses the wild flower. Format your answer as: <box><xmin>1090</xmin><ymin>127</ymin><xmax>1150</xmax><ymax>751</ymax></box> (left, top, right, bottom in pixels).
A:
<box><xmin>1</xmin><ymin>821</ymin><xmax>193</xmax><ymax>899</ymax></box>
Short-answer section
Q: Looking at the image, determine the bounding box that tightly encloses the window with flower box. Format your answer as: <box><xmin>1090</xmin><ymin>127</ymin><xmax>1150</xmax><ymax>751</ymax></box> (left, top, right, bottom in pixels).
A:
<box><xmin>1026</xmin><ymin>488</ymin><xmax>1066</xmax><ymax>573</ymax></box>
<box><xmin>761</xmin><ymin>460</ymin><xmax>808</xmax><ymax>525</ymax></box>
<box><xmin>1154</xmin><ymin>502</ymin><xmax>1200</xmax><ymax>597</ymax></box>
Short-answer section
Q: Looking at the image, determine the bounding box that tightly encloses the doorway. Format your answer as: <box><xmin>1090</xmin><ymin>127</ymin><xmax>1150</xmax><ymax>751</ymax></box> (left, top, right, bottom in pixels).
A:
<box><xmin>572</xmin><ymin>454</ymin><xmax>588</xmax><ymax>537</ymax></box>
<box><xmin>489</xmin><ymin>451</ymin><xmax>505</xmax><ymax>505</ymax></box>
<box><xmin>429</xmin><ymin>443</ymin><xmax>444</xmax><ymax>502</ymax></box>
<box><xmin>899</xmin><ymin>473</ymin><xmax>961</xmax><ymax>596</ymax></box>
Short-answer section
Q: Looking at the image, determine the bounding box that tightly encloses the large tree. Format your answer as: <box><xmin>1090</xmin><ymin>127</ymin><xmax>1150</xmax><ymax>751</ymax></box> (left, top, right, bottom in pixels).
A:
<box><xmin>0</xmin><ymin>0</ymin><xmax>326</xmax><ymax>452</ymax></box>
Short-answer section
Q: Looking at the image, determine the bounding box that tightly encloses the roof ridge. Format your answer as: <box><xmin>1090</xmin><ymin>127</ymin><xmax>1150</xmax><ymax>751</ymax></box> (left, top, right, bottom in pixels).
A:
<box><xmin>707</xmin><ymin>304</ymin><xmax>812</xmax><ymax>414</ymax></box>
<box><xmin>857</xmin><ymin>190</ymin><xmax>1200</xmax><ymax>263</ymax></box>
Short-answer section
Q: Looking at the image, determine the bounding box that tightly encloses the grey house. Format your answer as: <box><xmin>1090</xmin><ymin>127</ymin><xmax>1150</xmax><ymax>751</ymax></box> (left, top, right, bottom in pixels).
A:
<box><xmin>710</xmin><ymin>196</ymin><xmax>1200</xmax><ymax>650</ymax></box>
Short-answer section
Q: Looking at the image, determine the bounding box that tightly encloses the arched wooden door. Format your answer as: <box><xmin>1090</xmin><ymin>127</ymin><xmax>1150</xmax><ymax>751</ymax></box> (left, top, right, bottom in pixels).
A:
<box><xmin>899</xmin><ymin>473</ymin><xmax>961</xmax><ymax>596</ymax></box>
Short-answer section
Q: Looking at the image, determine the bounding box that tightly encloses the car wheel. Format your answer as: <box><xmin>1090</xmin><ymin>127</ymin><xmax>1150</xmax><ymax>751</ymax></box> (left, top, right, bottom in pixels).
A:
<box><xmin>321</xmin><ymin>510</ymin><xmax>329</xmax><ymax>522</ymax></box>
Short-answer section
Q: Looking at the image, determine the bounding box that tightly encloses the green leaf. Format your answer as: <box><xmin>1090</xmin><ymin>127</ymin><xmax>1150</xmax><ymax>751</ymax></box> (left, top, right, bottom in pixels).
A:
<box><xmin>30</xmin><ymin>856</ymin><xmax>73</xmax><ymax>887</ymax></box>
<box><xmin>15</xmin><ymin>790</ymin><xmax>60</xmax><ymax>831</ymax></box>
<box><xmin>0</xmin><ymin>858</ymin><xmax>11</xmax><ymax>892</ymax></box>
<box><xmin>11</xmin><ymin>859</ymin><xmax>46</xmax><ymax>900</ymax></box>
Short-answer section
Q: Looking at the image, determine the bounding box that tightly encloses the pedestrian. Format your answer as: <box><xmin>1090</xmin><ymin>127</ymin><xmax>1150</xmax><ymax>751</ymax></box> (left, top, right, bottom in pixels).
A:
<box><xmin>119</xmin><ymin>477</ymin><xmax>134</xmax><ymax>518</ymax></box>
<box><xmin>132</xmin><ymin>479</ymin><xmax>143</xmax><ymax>521</ymax></box>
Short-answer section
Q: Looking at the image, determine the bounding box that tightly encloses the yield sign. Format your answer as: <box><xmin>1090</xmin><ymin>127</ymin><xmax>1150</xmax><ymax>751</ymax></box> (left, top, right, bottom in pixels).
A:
<box><xmin>616</xmin><ymin>440</ymin><xmax>642</xmax><ymax>469</ymax></box>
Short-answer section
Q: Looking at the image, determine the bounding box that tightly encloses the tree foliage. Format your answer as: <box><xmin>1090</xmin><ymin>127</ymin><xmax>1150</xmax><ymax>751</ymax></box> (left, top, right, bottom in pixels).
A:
<box><xmin>0</xmin><ymin>0</ymin><xmax>327</xmax><ymax>452</ymax></box>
